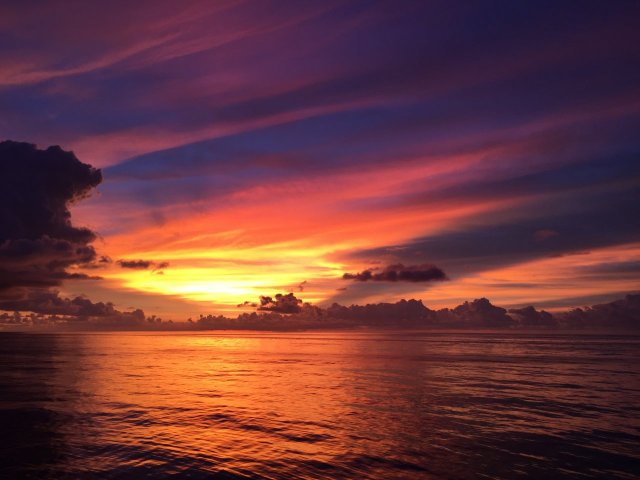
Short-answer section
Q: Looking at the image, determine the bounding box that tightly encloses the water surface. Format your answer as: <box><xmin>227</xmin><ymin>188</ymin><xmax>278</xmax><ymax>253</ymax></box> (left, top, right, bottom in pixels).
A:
<box><xmin>1</xmin><ymin>331</ymin><xmax>639</xmax><ymax>479</ymax></box>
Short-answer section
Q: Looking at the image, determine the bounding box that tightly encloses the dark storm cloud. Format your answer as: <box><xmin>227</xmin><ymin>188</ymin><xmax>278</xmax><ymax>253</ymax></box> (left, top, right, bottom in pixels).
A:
<box><xmin>0</xmin><ymin>141</ymin><xmax>101</xmax><ymax>242</ymax></box>
<box><xmin>258</xmin><ymin>293</ymin><xmax>303</xmax><ymax>314</ymax></box>
<box><xmin>343</xmin><ymin>264</ymin><xmax>447</xmax><ymax>283</ymax></box>
<box><xmin>0</xmin><ymin>141</ymin><xmax>102</xmax><ymax>295</ymax></box>
<box><xmin>0</xmin><ymin>141</ymin><xmax>147</xmax><ymax>324</ymax></box>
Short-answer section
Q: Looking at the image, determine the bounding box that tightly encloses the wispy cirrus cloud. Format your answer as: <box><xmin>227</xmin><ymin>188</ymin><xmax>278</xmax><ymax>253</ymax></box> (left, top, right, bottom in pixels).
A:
<box><xmin>2</xmin><ymin>1</ymin><xmax>639</xmax><ymax>315</ymax></box>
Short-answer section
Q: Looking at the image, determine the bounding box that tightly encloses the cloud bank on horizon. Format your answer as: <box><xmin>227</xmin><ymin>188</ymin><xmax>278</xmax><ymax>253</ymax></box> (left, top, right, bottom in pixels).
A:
<box><xmin>4</xmin><ymin>291</ymin><xmax>640</xmax><ymax>332</ymax></box>
<box><xmin>0</xmin><ymin>0</ymin><xmax>639</xmax><ymax>317</ymax></box>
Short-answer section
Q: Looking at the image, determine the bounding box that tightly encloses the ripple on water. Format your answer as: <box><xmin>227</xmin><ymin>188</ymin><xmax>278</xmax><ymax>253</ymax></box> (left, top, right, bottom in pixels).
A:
<box><xmin>0</xmin><ymin>331</ymin><xmax>639</xmax><ymax>479</ymax></box>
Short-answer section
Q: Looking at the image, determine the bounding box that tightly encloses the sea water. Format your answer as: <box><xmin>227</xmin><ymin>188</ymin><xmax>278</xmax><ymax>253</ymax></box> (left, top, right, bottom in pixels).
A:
<box><xmin>1</xmin><ymin>331</ymin><xmax>638</xmax><ymax>479</ymax></box>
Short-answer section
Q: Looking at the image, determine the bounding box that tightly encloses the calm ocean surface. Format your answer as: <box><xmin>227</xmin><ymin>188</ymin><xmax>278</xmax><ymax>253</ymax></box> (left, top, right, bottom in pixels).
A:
<box><xmin>0</xmin><ymin>331</ymin><xmax>639</xmax><ymax>479</ymax></box>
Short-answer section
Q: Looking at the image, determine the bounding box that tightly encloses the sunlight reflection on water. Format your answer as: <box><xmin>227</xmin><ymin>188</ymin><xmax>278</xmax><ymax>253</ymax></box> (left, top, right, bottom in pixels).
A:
<box><xmin>1</xmin><ymin>331</ymin><xmax>639</xmax><ymax>479</ymax></box>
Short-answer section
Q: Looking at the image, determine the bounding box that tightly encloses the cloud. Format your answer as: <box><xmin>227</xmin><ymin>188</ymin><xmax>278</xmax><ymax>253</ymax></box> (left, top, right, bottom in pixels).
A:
<box><xmin>237</xmin><ymin>300</ymin><xmax>258</xmax><ymax>308</ymax></box>
<box><xmin>5</xmin><ymin>290</ymin><xmax>639</xmax><ymax>331</ymax></box>
<box><xmin>577</xmin><ymin>260</ymin><xmax>640</xmax><ymax>276</ymax></box>
<box><xmin>258</xmin><ymin>293</ymin><xmax>303</xmax><ymax>314</ymax></box>
<box><xmin>238</xmin><ymin>295</ymin><xmax>514</xmax><ymax>329</ymax></box>
<box><xmin>117</xmin><ymin>259</ymin><xmax>169</xmax><ymax>271</ymax></box>
<box><xmin>117</xmin><ymin>259</ymin><xmax>153</xmax><ymax>269</ymax></box>
<box><xmin>343</xmin><ymin>264</ymin><xmax>447</xmax><ymax>282</ymax></box>
<box><xmin>0</xmin><ymin>141</ymin><xmax>102</xmax><ymax>299</ymax></box>
<box><xmin>0</xmin><ymin>141</ymin><xmax>148</xmax><ymax>325</ymax></box>
<box><xmin>342</xmin><ymin>165</ymin><xmax>640</xmax><ymax>281</ymax></box>
<box><xmin>509</xmin><ymin>306</ymin><xmax>557</xmax><ymax>327</ymax></box>
<box><xmin>436</xmin><ymin>298</ymin><xmax>515</xmax><ymax>328</ymax></box>
<box><xmin>0</xmin><ymin>289</ymin><xmax>129</xmax><ymax>317</ymax></box>
<box><xmin>1</xmin><ymin>2</ymin><xmax>638</xmax><ymax>315</ymax></box>
<box><xmin>201</xmin><ymin>295</ymin><xmax>640</xmax><ymax>331</ymax></box>
<box><xmin>557</xmin><ymin>294</ymin><xmax>640</xmax><ymax>329</ymax></box>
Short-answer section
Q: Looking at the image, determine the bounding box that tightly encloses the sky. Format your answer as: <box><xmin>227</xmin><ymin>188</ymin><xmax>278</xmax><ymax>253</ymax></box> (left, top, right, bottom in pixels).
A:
<box><xmin>1</xmin><ymin>0</ymin><xmax>639</xmax><ymax>318</ymax></box>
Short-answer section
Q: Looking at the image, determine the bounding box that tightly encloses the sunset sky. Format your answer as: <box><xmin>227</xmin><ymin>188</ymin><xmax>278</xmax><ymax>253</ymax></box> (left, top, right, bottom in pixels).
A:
<box><xmin>1</xmin><ymin>0</ymin><xmax>639</xmax><ymax>318</ymax></box>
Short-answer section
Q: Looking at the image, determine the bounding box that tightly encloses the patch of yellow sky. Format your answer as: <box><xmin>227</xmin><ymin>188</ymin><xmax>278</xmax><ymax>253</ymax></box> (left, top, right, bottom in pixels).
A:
<box><xmin>89</xmin><ymin>196</ymin><xmax>516</xmax><ymax>311</ymax></box>
<box><xmin>83</xmin><ymin>188</ymin><xmax>509</xmax><ymax>311</ymax></box>
<box><xmin>98</xmin><ymin>239</ymin><xmax>348</xmax><ymax>307</ymax></box>
<box><xmin>89</xmin><ymin>221</ymin><xmax>640</xmax><ymax>314</ymax></box>
<box><xmin>69</xmin><ymin>145</ymin><xmax>639</xmax><ymax>315</ymax></box>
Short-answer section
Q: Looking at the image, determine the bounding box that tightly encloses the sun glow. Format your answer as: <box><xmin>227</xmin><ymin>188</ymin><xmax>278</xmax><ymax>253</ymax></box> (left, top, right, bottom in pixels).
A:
<box><xmin>101</xmin><ymin>241</ymin><xmax>346</xmax><ymax>306</ymax></box>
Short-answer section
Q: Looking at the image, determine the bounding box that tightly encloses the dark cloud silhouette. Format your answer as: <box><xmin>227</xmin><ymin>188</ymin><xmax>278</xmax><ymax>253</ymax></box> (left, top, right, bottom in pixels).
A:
<box><xmin>324</xmin><ymin>299</ymin><xmax>434</xmax><ymax>328</ymax></box>
<box><xmin>0</xmin><ymin>289</ymin><xmax>137</xmax><ymax>318</ymax></box>
<box><xmin>0</xmin><ymin>140</ymin><xmax>185</xmax><ymax>331</ymax></box>
<box><xmin>557</xmin><ymin>294</ymin><xmax>640</xmax><ymax>329</ymax></box>
<box><xmin>0</xmin><ymin>237</ymin><xmax>98</xmax><ymax>289</ymax></box>
<box><xmin>258</xmin><ymin>293</ymin><xmax>303</xmax><ymax>314</ymax></box>
<box><xmin>0</xmin><ymin>141</ymin><xmax>147</xmax><ymax>325</ymax></box>
<box><xmin>83</xmin><ymin>254</ymin><xmax>113</xmax><ymax>270</ymax></box>
<box><xmin>237</xmin><ymin>300</ymin><xmax>258</xmax><ymax>308</ymax></box>
<box><xmin>0</xmin><ymin>141</ymin><xmax>101</xmax><ymax>242</ymax></box>
<box><xmin>4</xmin><ymin>291</ymin><xmax>639</xmax><ymax>331</ymax></box>
<box><xmin>117</xmin><ymin>259</ymin><xmax>169</xmax><ymax>271</ymax></box>
<box><xmin>509</xmin><ymin>306</ymin><xmax>557</xmax><ymax>327</ymax></box>
<box><xmin>435</xmin><ymin>298</ymin><xmax>515</xmax><ymax>328</ymax></box>
<box><xmin>117</xmin><ymin>260</ymin><xmax>153</xmax><ymax>269</ymax></box>
<box><xmin>0</xmin><ymin>288</ymin><xmax>146</xmax><ymax>330</ymax></box>
<box><xmin>240</xmin><ymin>296</ymin><xmax>517</xmax><ymax>329</ymax></box>
<box><xmin>0</xmin><ymin>141</ymin><xmax>102</xmax><ymax>304</ymax></box>
<box><xmin>189</xmin><ymin>294</ymin><xmax>639</xmax><ymax>331</ymax></box>
<box><xmin>343</xmin><ymin>264</ymin><xmax>447</xmax><ymax>283</ymax></box>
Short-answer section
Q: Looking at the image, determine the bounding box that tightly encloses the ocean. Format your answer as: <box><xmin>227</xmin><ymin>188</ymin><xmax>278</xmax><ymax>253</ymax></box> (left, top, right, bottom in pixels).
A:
<box><xmin>1</xmin><ymin>331</ymin><xmax>638</xmax><ymax>479</ymax></box>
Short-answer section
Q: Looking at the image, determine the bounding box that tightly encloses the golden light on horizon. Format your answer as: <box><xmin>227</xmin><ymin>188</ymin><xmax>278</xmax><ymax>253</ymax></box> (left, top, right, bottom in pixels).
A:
<box><xmin>99</xmin><ymin>240</ymin><xmax>348</xmax><ymax>306</ymax></box>
<box><xmin>1</xmin><ymin>2</ymin><xmax>639</xmax><ymax>478</ymax></box>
